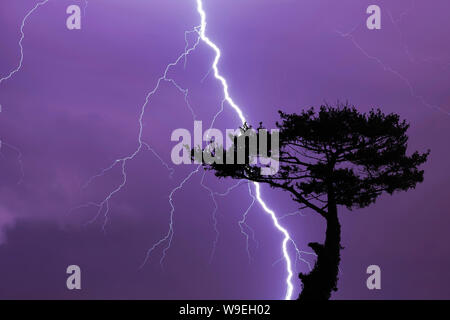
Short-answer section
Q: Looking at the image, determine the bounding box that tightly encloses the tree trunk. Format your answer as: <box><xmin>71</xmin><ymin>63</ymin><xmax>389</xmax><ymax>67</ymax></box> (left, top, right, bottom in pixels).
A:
<box><xmin>297</xmin><ymin>203</ymin><xmax>342</xmax><ymax>301</ymax></box>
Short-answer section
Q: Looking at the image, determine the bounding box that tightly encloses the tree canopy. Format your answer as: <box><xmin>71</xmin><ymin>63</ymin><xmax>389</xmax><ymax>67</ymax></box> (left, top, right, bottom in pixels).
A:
<box><xmin>201</xmin><ymin>104</ymin><xmax>429</xmax><ymax>218</ymax></box>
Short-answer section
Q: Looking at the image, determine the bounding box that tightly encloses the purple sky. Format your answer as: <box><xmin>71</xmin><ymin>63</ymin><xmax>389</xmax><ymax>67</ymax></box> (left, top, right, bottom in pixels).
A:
<box><xmin>0</xmin><ymin>0</ymin><xmax>449</xmax><ymax>299</ymax></box>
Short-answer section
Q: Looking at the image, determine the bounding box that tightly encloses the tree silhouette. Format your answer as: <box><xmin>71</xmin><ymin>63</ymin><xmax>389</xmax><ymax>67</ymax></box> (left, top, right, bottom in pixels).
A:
<box><xmin>195</xmin><ymin>103</ymin><xmax>429</xmax><ymax>300</ymax></box>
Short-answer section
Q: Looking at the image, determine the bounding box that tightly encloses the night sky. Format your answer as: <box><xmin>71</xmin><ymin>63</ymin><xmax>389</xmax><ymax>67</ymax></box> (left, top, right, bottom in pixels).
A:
<box><xmin>0</xmin><ymin>0</ymin><xmax>449</xmax><ymax>299</ymax></box>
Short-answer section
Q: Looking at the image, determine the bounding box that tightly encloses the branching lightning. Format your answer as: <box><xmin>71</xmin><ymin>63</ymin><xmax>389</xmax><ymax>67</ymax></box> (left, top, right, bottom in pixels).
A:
<box><xmin>2</xmin><ymin>0</ymin><xmax>305</xmax><ymax>300</ymax></box>
<box><xmin>238</xmin><ymin>183</ymin><xmax>257</xmax><ymax>263</ymax></box>
<box><xmin>0</xmin><ymin>1</ymin><xmax>51</xmax><ymax>185</ymax></box>
<box><xmin>211</xmin><ymin>179</ymin><xmax>260</xmax><ymax>262</ymax></box>
<box><xmin>0</xmin><ymin>0</ymin><xmax>49</xmax><ymax>85</ymax></box>
<box><xmin>199</xmin><ymin>171</ymin><xmax>220</xmax><ymax>263</ymax></box>
<box><xmin>81</xmin><ymin>26</ymin><xmax>203</xmax><ymax>232</ymax></box>
<box><xmin>140</xmin><ymin>166</ymin><xmax>201</xmax><ymax>268</ymax></box>
<box><xmin>3</xmin><ymin>0</ymin><xmax>448</xmax><ymax>301</ymax></box>
<box><xmin>335</xmin><ymin>14</ymin><xmax>450</xmax><ymax>117</ymax></box>
<box><xmin>79</xmin><ymin>0</ymin><xmax>301</xmax><ymax>300</ymax></box>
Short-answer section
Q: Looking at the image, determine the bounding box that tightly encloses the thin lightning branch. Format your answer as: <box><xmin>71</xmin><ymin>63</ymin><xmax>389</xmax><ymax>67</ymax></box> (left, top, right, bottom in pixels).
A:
<box><xmin>272</xmin><ymin>243</ymin><xmax>315</xmax><ymax>273</ymax></box>
<box><xmin>0</xmin><ymin>141</ymin><xmax>25</xmax><ymax>185</ymax></box>
<box><xmin>388</xmin><ymin>9</ymin><xmax>414</xmax><ymax>63</ymax></box>
<box><xmin>0</xmin><ymin>0</ymin><xmax>49</xmax><ymax>85</ymax></box>
<box><xmin>140</xmin><ymin>166</ymin><xmax>201</xmax><ymax>268</ymax></box>
<box><xmin>0</xmin><ymin>1</ymin><xmax>50</xmax><ymax>186</ymax></box>
<box><xmin>238</xmin><ymin>183</ymin><xmax>257</xmax><ymax>263</ymax></box>
<box><xmin>141</xmin><ymin>94</ymin><xmax>225</xmax><ymax>267</ymax></box>
<box><xmin>172</xmin><ymin>80</ymin><xmax>197</xmax><ymax>120</ymax></box>
<box><xmin>69</xmin><ymin>201</ymin><xmax>101</xmax><ymax>214</ymax></box>
<box><xmin>81</xmin><ymin>159</ymin><xmax>121</xmax><ymax>190</ymax></box>
<box><xmin>140</xmin><ymin>85</ymin><xmax>226</xmax><ymax>266</ymax></box>
<box><xmin>195</xmin><ymin>0</ymin><xmax>296</xmax><ymax>300</ymax></box>
<box><xmin>388</xmin><ymin>3</ymin><xmax>450</xmax><ymax>72</ymax></box>
<box><xmin>200</xmin><ymin>68</ymin><xmax>212</xmax><ymax>83</ymax></box>
<box><xmin>139</xmin><ymin>83</ymin><xmax>227</xmax><ymax>268</ymax></box>
<box><xmin>184</xmin><ymin>27</ymin><xmax>201</xmax><ymax>69</ymax></box>
<box><xmin>200</xmin><ymin>173</ymin><xmax>259</xmax><ymax>263</ymax></box>
<box><xmin>142</xmin><ymin>142</ymin><xmax>175</xmax><ymax>179</ymax></box>
<box><xmin>81</xmin><ymin>142</ymin><xmax>174</xmax><ymax>190</ymax></box>
<box><xmin>0</xmin><ymin>1</ymin><xmax>51</xmax><ymax>187</ymax></box>
<box><xmin>290</xmin><ymin>239</ymin><xmax>315</xmax><ymax>273</ymax></box>
<box><xmin>200</xmin><ymin>171</ymin><xmax>220</xmax><ymax>263</ymax></box>
<box><xmin>396</xmin><ymin>0</ymin><xmax>416</xmax><ymax>24</ymax></box>
<box><xmin>66</xmin><ymin>201</ymin><xmax>101</xmax><ymax>222</ymax></box>
<box><xmin>207</xmin><ymin>177</ymin><xmax>260</xmax><ymax>261</ymax></box>
<box><xmin>83</xmin><ymin>0</ymin><xmax>88</xmax><ymax>17</ymax></box>
<box><xmin>81</xmin><ymin>27</ymin><xmax>202</xmax><ymax>230</ymax></box>
<box><xmin>214</xmin><ymin>180</ymin><xmax>246</xmax><ymax>197</ymax></box>
<box><xmin>278</xmin><ymin>210</ymin><xmax>306</xmax><ymax>220</ymax></box>
<box><xmin>86</xmin><ymin>23</ymin><xmax>228</xmax><ymax>267</ymax></box>
<box><xmin>335</xmin><ymin>29</ymin><xmax>450</xmax><ymax>116</ymax></box>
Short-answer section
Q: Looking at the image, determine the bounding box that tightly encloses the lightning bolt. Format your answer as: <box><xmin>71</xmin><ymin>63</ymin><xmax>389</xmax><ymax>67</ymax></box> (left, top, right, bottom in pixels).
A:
<box><xmin>0</xmin><ymin>0</ymin><xmax>49</xmax><ymax>85</ymax></box>
<box><xmin>78</xmin><ymin>0</ymin><xmax>301</xmax><ymax>300</ymax></box>
<box><xmin>195</xmin><ymin>0</ymin><xmax>296</xmax><ymax>300</ymax></box>
<box><xmin>0</xmin><ymin>1</ymin><xmax>51</xmax><ymax>186</ymax></box>
<box><xmin>3</xmin><ymin>0</ymin><xmax>446</xmax><ymax>301</ymax></box>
